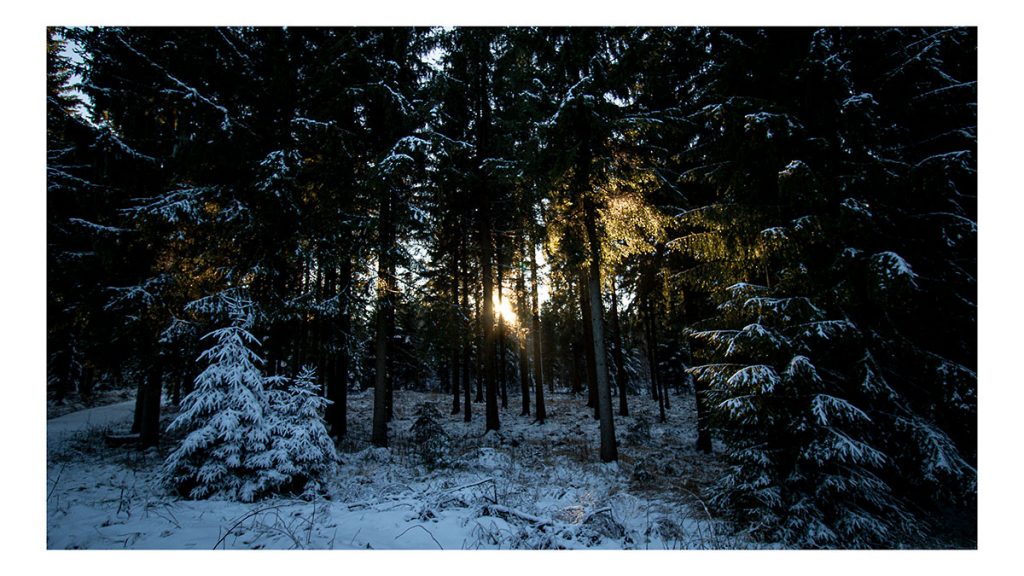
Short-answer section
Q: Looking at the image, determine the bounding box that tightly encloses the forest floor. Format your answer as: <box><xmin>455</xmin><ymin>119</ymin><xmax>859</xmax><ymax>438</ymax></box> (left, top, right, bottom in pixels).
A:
<box><xmin>46</xmin><ymin>386</ymin><xmax>764</xmax><ymax>550</ymax></box>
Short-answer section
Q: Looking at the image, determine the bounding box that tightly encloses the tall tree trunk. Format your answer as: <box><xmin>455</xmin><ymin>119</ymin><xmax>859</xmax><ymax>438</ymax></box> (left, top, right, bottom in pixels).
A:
<box><xmin>481</xmin><ymin>225</ymin><xmax>499</xmax><ymax>432</ymax></box>
<box><xmin>496</xmin><ymin>237</ymin><xmax>508</xmax><ymax>410</ymax></box>
<box><xmin>643</xmin><ymin>291</ymin><xmax>667</xmax><ymax>422</ymax></box>
<box><xmin>516</xmin><ymin>234</ymin><xmax>530</xmax><ymax>417</ymax></box>
<box><xmin>385</xmin><ymin>269</ymin><xmax>397</xmax><ymax>423</ymax></box>
<box><xmin>529</xmin><ymin>229</ymin><xmax>546</xmax><ymax>424</ymax></box>
<box><xmin>641</xmin><ymin>265</ymin><xmax>661</xmax><ymax>403</ymax></box>
<box><xmin>610</xmin><ymin>273</ymin><xmax>629</xmax><ymax>416</ymax></box>
<box><xmin>131</xmin><ymin>372</ymin><xmax>144</xmax><ymax>434</ymax></box>
<box><xmin>656</xmin><ymin>256</ymin><xmax>670</xmax><ymax>414</ymax></box>
<box><xmin>451</xmin><ymin>244</ymin><xmax>462</xmax><ymax>415</ymax></box>
<box><xmin>326</xmin><ymin>258</ymin><xmax>351</xmax><ymax>438</ymax></box>
<box><xmin>573</xmin><ymin>110</ymin><xmax>617</xmax><ymax>461</ymax></box>
<box><xmin>462</xmin><ymin>251</ymin><xmax>473</xmax><ymax>422</ymax></box>
<box><xmin>579</xmin><ymin>273</ymin><xmax>599</xmax><ymax>419</ymax></box>
<box><xmin>475</xmin><ymin>289</ymin><xmax>484</xmax><ymax>403</ymax></box>
<box><xmin>473</xmin><ymin>30</ymin><xmax>499</xmax><ymax>432</ymax></box>
<box><xmin>583</xmin><ymin>194</ymin><xmax>617</xmax><ymax>463</ymax></box>
<box><xmin>371</xmin><ymin>187</ymin><xmax>394</xmax><ymax>448</ymax></box>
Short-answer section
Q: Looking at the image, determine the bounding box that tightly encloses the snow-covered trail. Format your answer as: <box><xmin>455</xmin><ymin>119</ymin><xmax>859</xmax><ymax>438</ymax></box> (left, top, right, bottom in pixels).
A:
<box><xmin>47</xmin><ymin>400</ymin><xmax>135</xmax><ymax>456</ymax></box>
<box><xmin>48</xmin><ymin>400</ymin><xmax>134</xmax><ymax>432</ymax></box>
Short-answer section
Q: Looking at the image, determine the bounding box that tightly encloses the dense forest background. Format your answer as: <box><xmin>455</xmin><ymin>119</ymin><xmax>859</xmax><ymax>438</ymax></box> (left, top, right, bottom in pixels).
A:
<box><xmin>46</xmin><ymin>26</ymin><xmax>976</xmax><ymax>548</ymax></box>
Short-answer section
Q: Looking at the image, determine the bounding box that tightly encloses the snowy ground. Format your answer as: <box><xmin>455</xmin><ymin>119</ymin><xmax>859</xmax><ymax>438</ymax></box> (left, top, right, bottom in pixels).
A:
<box><xmin>47</xmin><ymin>387</ymin><xmax>756</xmax><ymax>550</ymax></box>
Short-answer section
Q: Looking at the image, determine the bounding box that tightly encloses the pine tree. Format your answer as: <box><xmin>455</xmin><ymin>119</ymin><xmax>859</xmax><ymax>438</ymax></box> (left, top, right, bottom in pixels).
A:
<box><xmin>671</xmin><ymin>27</ymin><xmax>976</xmax><ymax>546</ymax></box>
<box><xmin>264</xmin><ymin>366</ymin><xmax>337</xmax><ymax>495</ymax></box>
<box><xmin>163</xmin><ymin>297</ymin><xmax>278</xmax><ymax>501</ymax></box>
<box><xmin>164</xmin><ymin>296</ymin><xmax>336</xmax><ymax>501</ymax></box>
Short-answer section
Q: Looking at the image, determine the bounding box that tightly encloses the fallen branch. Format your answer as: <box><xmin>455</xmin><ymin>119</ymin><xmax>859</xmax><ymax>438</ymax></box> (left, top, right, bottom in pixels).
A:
<box><xmin>444</xmin><ymin>477</ymin><xmax>495</xmax><ymax>494</ymax></box>
<box><xmin>480</xmin><ymin>504</ymin><xmax>551</xmax><ymax>527</ymax></box>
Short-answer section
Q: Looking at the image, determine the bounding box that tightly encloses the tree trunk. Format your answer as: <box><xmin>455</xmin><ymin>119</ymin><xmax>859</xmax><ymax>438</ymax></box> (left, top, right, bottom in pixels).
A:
<box><xmin>385</xmin><ymin>282</ymin><xmax>396</xmax><ymax>423</ymax></box>
<box><xmin>573</xmin><ymin>106</ymin><xmax>617</xmax><ymax>461</ymax></box>
<box><xmin>529</xmin><ymin>230</ymin><xmax>546</xmax><ymax>424</ymax></box>
<box><xmin>371</xmin><ymin>188</ymin><xmax>394</xmax><ymax>448</ymax></box>
<box><xmin>583</xmin><ymin>194</ymin><xmax>617</xmax><ymax>463</ymax></box>
<box><xmin>462</xmin><ymin>252</ymin><xmax>473</xmax><ymax>422</ymax></box>
<box><xmin>644</xmin><ymin>291</ymin><xmax>666</xmax><ymax>423</ymax></box>
<box><xmin>579</xmin><ymin>273</ymin><xmax>599</xmax><ymax>419</ymax></box>
<box><xmin>497</xmin><ymin>238</ymin><xmax>508</xmax><ymax>410</ymax></box>
<box><xmin>451</xmin><ymin>246</ymin><xmax>462</xmax><ymax>415</ymax></box>
<box><xmin>474</xmin><ymin>30</ymin><xmax>499</xmax><ymax>432</ymax></box>
<box><xmin>516</xmin><ymin>234</ymin><xmax>530</xmax><ymax>417</ymax></box>
<box><xmin>326</xmin><ymin>258</ymin><xmax>351</xmax><ymax>437</ymax></box>
<box><xmin>475</xmin><ymin>291</ymin><xmax>484</xmax><ymax>404</ymax></box>
<box><xmin>481</xmin><ymin>227</ymin><xmax>499</xmax><ymax>432</ymax></box>
<box><xmin>610</xmin><ymin>273</ymin><xmax>629</xmax><ymax>416</ymax></box>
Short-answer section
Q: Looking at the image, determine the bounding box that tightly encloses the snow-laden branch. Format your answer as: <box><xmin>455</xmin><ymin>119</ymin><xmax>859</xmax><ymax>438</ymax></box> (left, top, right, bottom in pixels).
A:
<box><xmin>116</xmin><ymin>33</ymin><xmax>248</xmax><ymax>134</ymax></box>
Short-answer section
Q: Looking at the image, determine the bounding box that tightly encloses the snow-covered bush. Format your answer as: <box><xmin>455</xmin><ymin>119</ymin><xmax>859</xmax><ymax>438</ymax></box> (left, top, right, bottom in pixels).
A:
<box><xmin>163</xmin><ymin>298</ymin><xmax>336</xmax><ymax>501</ymax></box>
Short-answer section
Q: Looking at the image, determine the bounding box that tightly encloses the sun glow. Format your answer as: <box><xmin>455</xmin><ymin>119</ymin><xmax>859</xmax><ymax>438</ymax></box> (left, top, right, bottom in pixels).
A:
<box><xmin>492</xmin><ymin>293</ymin><xmax>518</xmax><ymax>325</ymax></box>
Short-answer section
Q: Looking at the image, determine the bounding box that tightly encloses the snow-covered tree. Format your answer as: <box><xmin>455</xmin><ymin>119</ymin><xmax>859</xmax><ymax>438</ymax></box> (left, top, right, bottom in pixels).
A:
<box><xmin>691</xmin><ymin>284</ymin><xmax>916</xmax><ymax>548</ymax></box>
<box><xmin>163</xmin><ymin>297</ymin><xmax>275</xmax><ymax>501</ymax></box>
<box><xmin>163</xmin><ymin>296</ymin><xmax>336</xmax><ymax>501</ymax></box>
<box><xmin>676</xmin><ymin>28</ymin><xmax>975</xmax><ymax>547</ymax></box>
<box><xmin>263</xmin><ymin>366</ymin><xmax>337</xmax><ymax>494</ymax></box>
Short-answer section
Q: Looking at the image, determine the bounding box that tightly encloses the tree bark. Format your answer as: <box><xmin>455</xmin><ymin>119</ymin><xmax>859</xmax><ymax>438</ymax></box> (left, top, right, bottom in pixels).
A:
<box><xmin>326</xmin><ymin>258</ymin><xmax>351</xmax><ymax>437</ymax></box>
<box><xmin>644</xmin><ymin>293</ymin><xmax>667</xmax><ymax>423</ymax></box>
<box><xmin>579</xmin><ymin>273</ymin><xmax>599</xmax><ymax>419</ymax></box>
<box><xmin>462</xmin><ymin>250</ymin><xmax>473</xmax><ymax>422</ymax></box>
<box><xmin>371</xmin><ymin>187</ymin><xmax>394</xmax><ymax>448</ymax></box>
<box><xmin>574</xmin><ymin>107</ymin><xmax>616</xmax><ymax>460</ymax></box>
<box><xmin>497</xmin><ymin>237</ymin><xmax>508</xmax><ymax>410</ymax></box>
<box><xmin>516</xmin><ymin>234</ymin><xmax>530</xmax><ymax>417</ymax></box>
<box><xmin>473</xmin><ymin>30</ymin><xmax>499</xmax><ymax>432</ymax></box>
<box><xmin>609</xmin><ymin>273</ymin><xmax>629</xmax><ymax>416</ymax></box>
<box><xmin>451</xmin><ymin>243</ymin><xmax>462</xmax><ymax>415</ymax></box>
<box><xmin>529</xmin><ymin>229</ymin><xmax>546</xmax><ymax>424</ymax></box>
<box><xmin>481</xmin><ymin>224</ymin><xmax>499</xmax><ymax>432</ymax></box>
<box><xmin>583</xmin><ymin>194</ymin><xmax>617</xmax><ymax>463</ymax></box>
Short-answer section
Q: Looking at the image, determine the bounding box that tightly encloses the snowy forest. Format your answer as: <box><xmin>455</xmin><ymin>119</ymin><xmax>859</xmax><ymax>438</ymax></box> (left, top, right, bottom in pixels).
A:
<box><xmin>46</xmin><ymin>26</ymin><xmax>976</xmax><ymax>550</ymax></box>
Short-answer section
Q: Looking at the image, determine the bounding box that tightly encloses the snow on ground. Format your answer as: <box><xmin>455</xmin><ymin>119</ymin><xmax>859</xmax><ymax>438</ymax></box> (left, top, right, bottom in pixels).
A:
<box><xmin>47</xmin><ymin>387</ymin><xmax>755</xmax><ymax>550</ymax></box>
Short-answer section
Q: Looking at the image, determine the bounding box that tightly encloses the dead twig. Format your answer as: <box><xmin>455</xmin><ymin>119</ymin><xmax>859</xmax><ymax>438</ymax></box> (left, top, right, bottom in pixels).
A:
<box><xmin>47</xmin><ymin>463</ymin><xmax>66</xmax><ymax>503</ymax></box>
<box><xmin>212</xmin><ymin>503</ymin><xmax>292</xmax><ymax>550</ymax></box>
<box><xmin>395</xmin><ymin>524</ymin><xmax>444</xmax><ymax>549</ymax></box>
